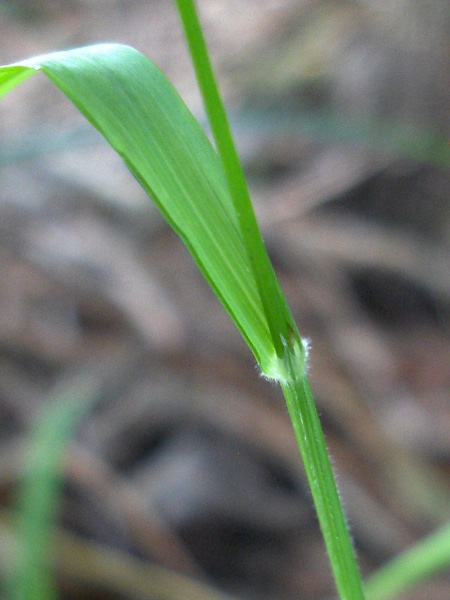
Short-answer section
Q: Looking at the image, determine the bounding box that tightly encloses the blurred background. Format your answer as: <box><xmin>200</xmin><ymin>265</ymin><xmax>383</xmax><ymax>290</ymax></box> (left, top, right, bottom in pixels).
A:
<box><xmin>0</xmin><ymin>0</ymin><xmax>449</xmax><ymax>599</ymax></box>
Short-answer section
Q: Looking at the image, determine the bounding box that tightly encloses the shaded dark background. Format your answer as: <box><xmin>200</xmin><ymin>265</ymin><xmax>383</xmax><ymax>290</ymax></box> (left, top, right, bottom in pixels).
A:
<box><xmin>0</xmin><ymin>1</ymin><xmax>449</xmax><ymax>599</ymax></box>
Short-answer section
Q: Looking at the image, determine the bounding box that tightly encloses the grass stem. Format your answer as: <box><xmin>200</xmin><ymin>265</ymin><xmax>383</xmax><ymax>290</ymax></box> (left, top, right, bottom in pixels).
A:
<box><xmin>281</xmin><ymin>348</ymin><xmax>366</xmax><ymax>600</ymax></box>
<box><xmin>174</xmin><ymin>0</ymin><xmax>295</xmax><ymax>358</ymax></box>
<box><xmin>174</xmin><ymin>3</ymin><xmax>366</xmax><ymax>599</ymax></box>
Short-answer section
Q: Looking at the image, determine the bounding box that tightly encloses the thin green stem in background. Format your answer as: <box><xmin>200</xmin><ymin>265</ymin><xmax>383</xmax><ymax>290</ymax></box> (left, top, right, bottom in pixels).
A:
<box><xmin>365</xmin><ymin>520</ymin><xmax>450</xmax><ymax>600</ymax></box>
<box><xmin>10</xmin><ymin>376</ymin><xmax>99</xmax><ymax>600</ymax></box>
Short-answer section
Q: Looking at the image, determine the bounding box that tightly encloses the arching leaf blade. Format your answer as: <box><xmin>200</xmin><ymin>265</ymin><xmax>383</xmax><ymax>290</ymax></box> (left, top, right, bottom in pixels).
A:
<box><xmin>0</xmin><ymin>44</ymin><xmax>278</xmax><ymax>373</ymax></box>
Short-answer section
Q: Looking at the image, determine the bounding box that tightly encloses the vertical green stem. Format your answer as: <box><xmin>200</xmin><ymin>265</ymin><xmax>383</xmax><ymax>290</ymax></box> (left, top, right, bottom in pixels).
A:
<box><xmin>281</xmin><ymin>347</ymin><xmax>366</xmax><ymax>600</ymax></box>
<box><xmin>174</xmin><ymin>2</ymin><xmax>365</xmax><ymax>598</ymax></box>
<box><xmin>174</xmin><ymin>0</ymin><xmax>295</xmax><ymax>357</ymax></box>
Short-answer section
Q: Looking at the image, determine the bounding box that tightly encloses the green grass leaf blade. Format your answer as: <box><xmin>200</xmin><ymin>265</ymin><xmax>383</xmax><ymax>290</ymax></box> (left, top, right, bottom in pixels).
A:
<box><xmin>365</xmin><ymin>520</ymin><xmax>450</xmax><ymax>600</ymax></box>
<box><xmin>0</xmin><ymin>44</ymin><xmax>277</xmax><ymax>373</ymax></box>
<box><xmin>10</xmin><ymin>376</ymin><xmax>100</xmax><ymax>600</ymax></box>
<box><xmin>0</xmin><ymin>66</ymin><xmax>35</xmax><ymax>96</ymax></box>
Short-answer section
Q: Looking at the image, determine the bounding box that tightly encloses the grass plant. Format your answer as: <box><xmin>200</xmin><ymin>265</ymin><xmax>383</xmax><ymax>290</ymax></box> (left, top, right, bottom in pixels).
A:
<box><xmin>0</xmin><ymin>2</ymin><xmax>448</xmax><ymax>600</ymax></box>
